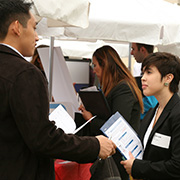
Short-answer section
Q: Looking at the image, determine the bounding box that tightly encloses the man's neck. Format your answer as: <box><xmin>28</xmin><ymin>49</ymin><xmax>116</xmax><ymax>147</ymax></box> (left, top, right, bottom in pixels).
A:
<box><xmin>0</xmin><ymin>43</ymin><xmax>24</xmax><ymax>58</ymax></box>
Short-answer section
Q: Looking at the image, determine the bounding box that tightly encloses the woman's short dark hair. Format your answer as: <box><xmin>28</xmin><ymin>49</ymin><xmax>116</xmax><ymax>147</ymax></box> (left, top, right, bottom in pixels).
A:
<box><xmin>142</xmin><ymin>52</ymin><xmax>180</xmax><ymax>93</ymax></box>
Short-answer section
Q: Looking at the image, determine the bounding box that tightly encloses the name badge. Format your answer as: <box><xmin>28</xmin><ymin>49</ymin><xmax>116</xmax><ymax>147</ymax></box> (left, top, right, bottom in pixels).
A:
<box><xmin>151</xmin><ymin>133</ymin><xmax>171</xmax><ymax>149</ymax></box>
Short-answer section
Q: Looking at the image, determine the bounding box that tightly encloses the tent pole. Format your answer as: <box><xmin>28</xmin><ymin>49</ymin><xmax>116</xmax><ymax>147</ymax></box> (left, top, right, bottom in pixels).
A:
<box><xmin>48</xmin><ymin>36</ymin><xmax>55</xmax><ymax>102</ymax></box>
<box><xmin>128</xmin><ymin>43</ymin><xmax>132</xmax><ymax>71</ymax></box>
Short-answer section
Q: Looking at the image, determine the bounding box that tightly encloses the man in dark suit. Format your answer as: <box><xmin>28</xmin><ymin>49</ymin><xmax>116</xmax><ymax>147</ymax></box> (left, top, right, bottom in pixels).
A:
<box><xmin>0</xmin><ymin>1</ymin><xmax>116</xmax><ymax>179</ymax></box>
<box><xmin>131</xmin><ymin>43</ymin><xmax>158</xmax><ymax>120</ymax></box>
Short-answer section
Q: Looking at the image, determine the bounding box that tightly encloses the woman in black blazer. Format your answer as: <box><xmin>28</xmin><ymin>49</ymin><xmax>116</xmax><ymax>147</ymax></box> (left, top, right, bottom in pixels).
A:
<box><xmin>121</xmin><ymin>52</ymin><xmax>180</xmax><ymax>180</ymax></box>
<box><xmin>79</xmin><ymin>45</ymin><xmax>144</xmax><ymax>180</ymax></box>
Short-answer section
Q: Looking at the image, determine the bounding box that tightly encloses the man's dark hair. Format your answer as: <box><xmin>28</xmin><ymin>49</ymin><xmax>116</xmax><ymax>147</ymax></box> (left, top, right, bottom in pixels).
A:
<box><xmin>0</xmin><ymin>0</ymin><xmax>32</xmax><ymax>40</ymax></box>
<box><xmin>142</xmin><ymin>52</ymin><xmax>180</xmax><ymax>93</ymax></box>
<box><xmin>136</xmin><ymin>43</ymin><xmax>154</xmax><ymax>53</ymax></box>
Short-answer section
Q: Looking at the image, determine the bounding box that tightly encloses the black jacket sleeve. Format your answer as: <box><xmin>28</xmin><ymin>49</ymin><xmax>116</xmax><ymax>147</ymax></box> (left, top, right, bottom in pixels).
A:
<box><xmin>9</xmin><ymin>67</ymin><xmax>99</xmax><ymax>163</ymax></box>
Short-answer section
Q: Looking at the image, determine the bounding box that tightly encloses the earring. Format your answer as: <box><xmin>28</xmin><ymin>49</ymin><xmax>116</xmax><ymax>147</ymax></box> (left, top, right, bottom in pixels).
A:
<box><xmin>164</xmin><ymin>82</ymin><xmax>169</xmax><ymax>87</ymax></box>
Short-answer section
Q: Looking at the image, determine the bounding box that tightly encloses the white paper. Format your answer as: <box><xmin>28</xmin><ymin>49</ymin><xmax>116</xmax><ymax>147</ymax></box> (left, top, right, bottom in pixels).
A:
<box><xmin>49</xmin><ymin>104</ymin><xmax>76</xmax><ymax>134</ymax></box>
<box><xmin>49</xmin><ymin>104</ymin><xmax>96</xmax><ymax>134</ymax></box>
<box><xmin>80</xmin><ymin>86</ymin><xmax>98</xmax><ymax>91</ymax></box>
<box><xmin>100</xmin><ymin>112</ymin><xmax>144</xmax><ymax>160</ymax></box>
<box><xmin>73</xmin><ymin>115</ymin><xmax>96</xmax><ymax>134</ymax></box>
<box><xmin>38</xmin><ymin>47</ymin><xmax>80</xmax><ymax>117</ymax></box>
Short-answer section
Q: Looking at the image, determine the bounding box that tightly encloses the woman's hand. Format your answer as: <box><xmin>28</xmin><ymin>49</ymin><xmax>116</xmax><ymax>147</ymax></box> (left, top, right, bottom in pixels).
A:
<box><xmin>78</xmin><ymin>104</ymin><xmax>93</xmax><ymax>121</ymax></box>
<box><xmin>120</xmin><ymin>152</ymin><xmax>135</xmax><ymax>175</ymax></box>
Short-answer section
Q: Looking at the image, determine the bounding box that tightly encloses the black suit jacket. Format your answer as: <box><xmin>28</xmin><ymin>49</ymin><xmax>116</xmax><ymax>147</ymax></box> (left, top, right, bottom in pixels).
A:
<box><xmin>76</xmin><ymin>81</ymin><xmax>141</xmax><ymax>180</ymax></box>
<box><xmin>0</xmin><ymin>45</ymin><xmax>99</xmax><ymax>180</ymax></box>
<box><xmin>86</xmin><ymin>81</ymin><xmax>141</xmax><ymax>136</ymax></box>
<box><xmin>107</xmin><ymin>81</ymin><xmax>141</xmax><ymax>180</ymax></box>
<box><xmin>132</xmin><ymin>93</ymin><xmax>180</xmax><ymax>180</ymax></box>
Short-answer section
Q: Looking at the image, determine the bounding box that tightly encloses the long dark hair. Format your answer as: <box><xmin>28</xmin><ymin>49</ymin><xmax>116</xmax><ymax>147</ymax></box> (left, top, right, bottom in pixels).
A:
<box><xmin>93</xmin><ymin>45</ymin><xmax>143</xmax><ymax>112</ymax></box>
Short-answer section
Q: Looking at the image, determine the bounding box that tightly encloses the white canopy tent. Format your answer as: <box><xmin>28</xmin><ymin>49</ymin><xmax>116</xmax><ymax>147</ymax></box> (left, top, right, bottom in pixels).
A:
<box><xmin>33</xmin><ymin>0</ymin><xmax>180</xmax><ymax>103</ymax></box>
<box><xmin>64</xmin><ymin>0</ymin><xmax>180</xmax><ymax>46</ymax></box>
<box><xmin>157</xmin><ymin>43</ymin><xmax>180</xmax><ymax>56</ymax></box>
<box><xmin>35</xmin><ymin>0</ymin><xmax>180</xmax><ymax>57</ymax></box>
<box><xmin>36</xmin><ymin>38</ymin><xmax>130</xmax><ymax>59</ymax></box>
<box><xmin>35</xmin><ymin>0</ymin><xmax>180</xmax><ymax>72</ymax></box>
<box><xmin>36</xmin><ymin>18</ymin><xmax>130</xmax><ymax>62</ymax></box>
<box><xmin>30</xmin><ymin>0</ymin><xmax>91</xmax><ymax>102</ymax></box>
<box><xmin>62</xmin><ymin>0</ymin><xmax>180</xmax><ymax>72</ymax></box>
<box><xmin>31</xmin><ymin>0</ymin><xmax>90</xmax><ymax>28</ymax></box>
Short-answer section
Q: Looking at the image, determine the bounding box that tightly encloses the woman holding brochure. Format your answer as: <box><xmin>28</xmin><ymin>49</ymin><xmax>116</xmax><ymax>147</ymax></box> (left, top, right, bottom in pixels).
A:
<box><xmin>121</xmin><ymin>52</ymin><xmax>180</xmax><ymax>180</ymax></box>
<box><xmin>79</xmin><ymin>45</ymin><xmax>143</xmax><ymax>180</ymax></box>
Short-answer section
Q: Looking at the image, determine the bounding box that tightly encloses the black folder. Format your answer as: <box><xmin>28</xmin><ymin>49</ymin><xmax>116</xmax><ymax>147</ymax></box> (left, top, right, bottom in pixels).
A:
<box><xmin>79</xmin><ymin>91</ymin><xmax>111</xmax><ymax>119</ymax></box>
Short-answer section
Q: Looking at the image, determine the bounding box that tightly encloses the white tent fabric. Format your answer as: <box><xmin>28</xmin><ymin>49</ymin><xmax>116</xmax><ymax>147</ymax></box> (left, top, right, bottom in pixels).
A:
<box><xmin>31</xmin><ymin>0</ymin><xmax>90</xmax><ymax>28</ymax></box>
<box><xmin>157</xmin><ymin>43</ymin><xmax>180</xmax><ymax>56</ymax></box>
<box><xmin>36</xmin><ymin>38</ymin><xmax>130</xmax><ymax>59</ymax></box>
<box><xmin>36</xmin><ymin>18</ymin><xmax>65</xmax><ymax>38</ymax></box>
<box><xmin>64</xmin><ymin>0</ymin><xmax>180</xmax><ymax>46</ymax></box>
<box><xmin>29</xmin><ymin>0</ymin><xmax>91</xmax><ymax>101</ymax></box>
<box><xmin>35</xmin><ymin>17</ymin><xmax>130</xmax><ymax>59</ymax></box>
<box><xmin>35</xmin><ymin>0</ymin><xmax>180</xmax><ymax>57</ymax></box>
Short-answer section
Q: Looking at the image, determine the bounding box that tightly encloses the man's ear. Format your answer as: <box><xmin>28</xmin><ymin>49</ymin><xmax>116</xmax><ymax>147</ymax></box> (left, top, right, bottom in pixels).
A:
<box><xmin>11</xmin><ymin>20</ymin><xmax>21</xmax><ymax>36</ymax></box>
<box><xmin>140</xmin><ymin>46</ymin><xmax>149</xmax><ymax>56</ymax></box>
<box><xmin>140</xmin><ymin>46</ymin><xmax>146</xmax><ymax>53</ymax></box>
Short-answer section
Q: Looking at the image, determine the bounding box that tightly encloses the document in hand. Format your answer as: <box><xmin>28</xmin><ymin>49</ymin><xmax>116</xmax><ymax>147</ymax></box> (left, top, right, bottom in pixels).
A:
<box><xmin>100</xmin><ymin>112</ymin><xmax>144</xmax><ymax>160</ymax></box>
<box><xmin>49</xmin><ymin>104</ymin><xmax>96</xmax><ymax>134</ymax></box>
<box><xmin>79</xmin><ymin>90</ymin><xmax>111</xmax><ymax>119</ymax></box>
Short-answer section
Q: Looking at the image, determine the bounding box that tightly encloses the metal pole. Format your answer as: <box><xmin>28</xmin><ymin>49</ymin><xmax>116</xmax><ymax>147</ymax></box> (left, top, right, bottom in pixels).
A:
<box><xmin>48</xmin><ymin>36</ymin><xmax>55</xmax><ymax>102</ymax></box>
<box><xmin>128</xmin><ymin>42</ymin><xmax>132</xmax><ymax>71</ymax></box>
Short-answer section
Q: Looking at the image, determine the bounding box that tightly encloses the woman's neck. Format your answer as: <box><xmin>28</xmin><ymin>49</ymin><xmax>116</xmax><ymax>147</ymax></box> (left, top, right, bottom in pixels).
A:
<box><xmin>156</xmin><ymin>91</ymin><xmax>174</xmax><ymax>110</ymax></box>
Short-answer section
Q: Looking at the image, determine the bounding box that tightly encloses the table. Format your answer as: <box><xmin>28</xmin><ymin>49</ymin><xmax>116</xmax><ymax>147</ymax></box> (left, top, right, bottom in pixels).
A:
<box><xmin>55</xmin><ymin>159</ymin><xmax>93</xmax><ymax>180</ymax></box>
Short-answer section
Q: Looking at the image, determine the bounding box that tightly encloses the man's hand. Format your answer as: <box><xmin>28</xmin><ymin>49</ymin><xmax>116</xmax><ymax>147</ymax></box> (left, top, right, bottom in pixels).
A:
<box><xmin>96</xmin><ymin>135</ymin><xmax>116</xmax><ymax>159</ymax></box>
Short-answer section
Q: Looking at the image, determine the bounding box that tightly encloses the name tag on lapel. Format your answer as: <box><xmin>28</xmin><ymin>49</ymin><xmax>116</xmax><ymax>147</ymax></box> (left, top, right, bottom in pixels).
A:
<box><xmin>151</xmin><ymin>133</ymin><xmax>171</xmax><ymax>149</ymax></box>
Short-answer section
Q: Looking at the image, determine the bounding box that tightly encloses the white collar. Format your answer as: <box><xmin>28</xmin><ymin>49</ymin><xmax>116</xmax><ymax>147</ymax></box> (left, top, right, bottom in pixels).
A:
<box><xmin>0</xmin><ymin>43</ymin><xmax>25</xmax><ymax>59</ymax></box>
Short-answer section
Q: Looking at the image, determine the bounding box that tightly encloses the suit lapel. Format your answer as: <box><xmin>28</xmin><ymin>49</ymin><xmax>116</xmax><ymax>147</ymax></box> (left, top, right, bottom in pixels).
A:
<box><xmin>148</xmin><ymin>109</ymin><xmax>170</xmax><ymax>140</ymax></box>
<box><xmin>142</xmin><ymin>94</ymin><xmax>179</xmax><ymax>151</ymax></box>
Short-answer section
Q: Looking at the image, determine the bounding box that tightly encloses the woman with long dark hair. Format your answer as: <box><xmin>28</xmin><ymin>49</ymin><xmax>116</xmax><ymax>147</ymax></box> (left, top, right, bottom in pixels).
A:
<box><xmin>79</xmin><ymin>45</ymin><xmax>143</xmax><ymax>180</ymax></box>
